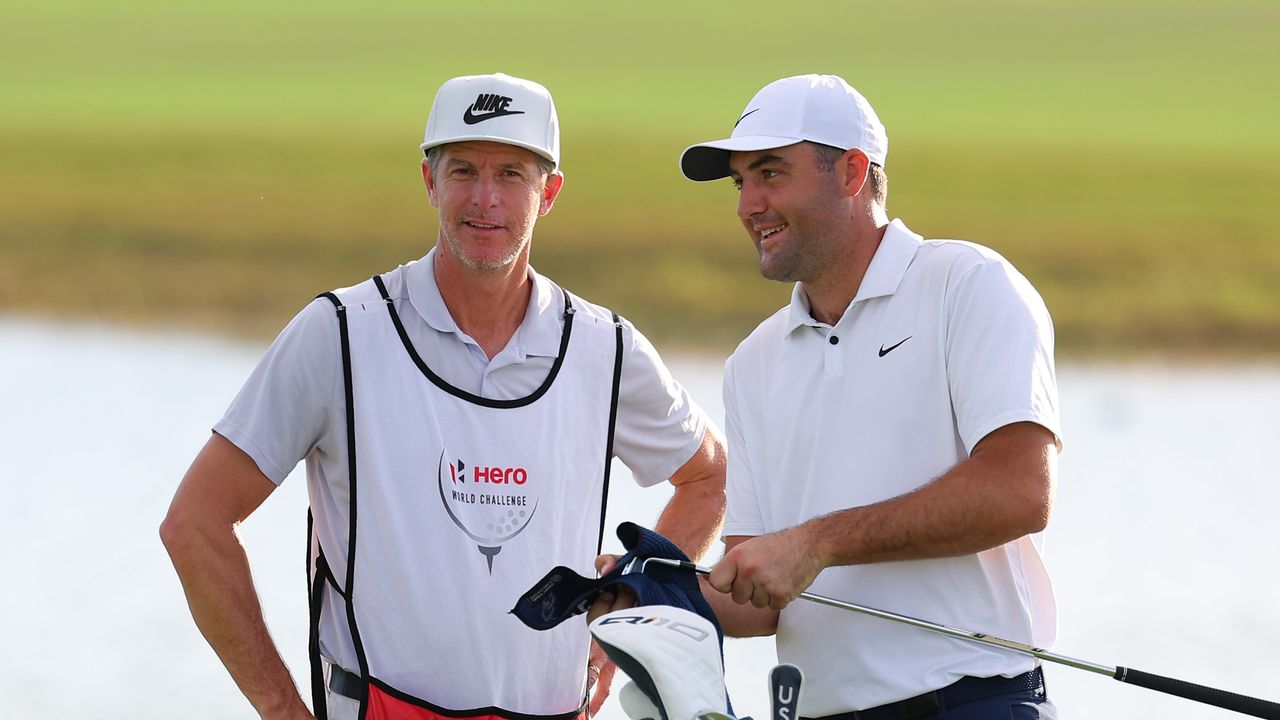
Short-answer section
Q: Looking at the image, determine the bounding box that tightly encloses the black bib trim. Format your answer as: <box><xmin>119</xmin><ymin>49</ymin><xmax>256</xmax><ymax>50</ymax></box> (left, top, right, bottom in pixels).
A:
<box><xmin>596</xmin><ymin>314</ymin><xmax>624</xmax><ymax>555</ymax></box>
<box><xmin>309</xmin><ymin>282</ymin><xmax>623</xmax><ymax>719</ymax></box>
<box><xmin>313</xmin><ymin>291</ymin><xmax>373</xmax><ymax>718</ymax></box>
<box><xmin>373</xmin><ymin>274</ymin><xmax>574</xmax><ymax>410</ymax></box>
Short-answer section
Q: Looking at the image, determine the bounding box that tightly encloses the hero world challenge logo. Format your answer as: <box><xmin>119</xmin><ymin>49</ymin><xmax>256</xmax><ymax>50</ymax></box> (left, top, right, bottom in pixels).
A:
<box><xmin>437</xmin><ymin>450</ymin><xmax>538</xmax><ymax>573</ymax></box>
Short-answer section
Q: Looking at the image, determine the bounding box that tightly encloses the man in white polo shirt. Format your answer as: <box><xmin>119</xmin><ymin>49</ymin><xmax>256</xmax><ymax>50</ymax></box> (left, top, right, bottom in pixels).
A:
<box><xmin>161</xmin><ymin>73</ymin><xmax>726</xmax><ymax>720</ymax></box>
<box><xmin>681</xmin><ymin>75</ymin><xmax>1061</xmax><ymax>719</ymax></box>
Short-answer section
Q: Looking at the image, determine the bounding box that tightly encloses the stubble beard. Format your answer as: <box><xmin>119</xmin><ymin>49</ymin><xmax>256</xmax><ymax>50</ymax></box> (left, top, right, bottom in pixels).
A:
<box><xmin>442</xmin><ymin>224</ymin><xmax>531</xmax><ymax>272</ymax></box>
<box><xmin>758</xmin><ymin>224</ymin><xmax>823</xmax><ymax>283</ymax></box>
<box><xmin>757</xmin><ymin>184</ymin><xmax>847</xmax><ymax>284</ymax></box>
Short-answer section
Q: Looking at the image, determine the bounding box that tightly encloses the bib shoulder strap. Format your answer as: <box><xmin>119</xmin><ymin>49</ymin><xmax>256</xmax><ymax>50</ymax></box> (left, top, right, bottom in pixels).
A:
<box><xmin>310</xmin><ymin>287</ymin><xmax>373</xmax><ymax>709</ymax></box>
<box><xmin>596</xmin><ymin>313</ymin><xmax>625</xmax><ymax>555</ymax></box>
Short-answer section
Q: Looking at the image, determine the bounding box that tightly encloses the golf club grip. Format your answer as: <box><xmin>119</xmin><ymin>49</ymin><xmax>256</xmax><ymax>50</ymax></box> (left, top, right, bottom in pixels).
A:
<box><xmin>1114</xmin><ymin>667</ymin><xmax>1280</xmax><ymax>719</ymax></box>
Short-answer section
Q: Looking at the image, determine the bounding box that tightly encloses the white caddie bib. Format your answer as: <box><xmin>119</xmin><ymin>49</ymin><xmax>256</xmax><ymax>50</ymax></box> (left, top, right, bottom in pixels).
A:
<box><xmin>307</xmin><ymin>268</ymin><xmax>624</xmax><ymax>719</ymax></box>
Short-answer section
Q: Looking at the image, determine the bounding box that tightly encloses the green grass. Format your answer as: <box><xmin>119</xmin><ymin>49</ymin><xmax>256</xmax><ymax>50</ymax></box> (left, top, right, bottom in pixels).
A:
<box><xmin>3</xmin><ymin>0</ymin><xmax>1278</xmax><ymax>356</ymax></box>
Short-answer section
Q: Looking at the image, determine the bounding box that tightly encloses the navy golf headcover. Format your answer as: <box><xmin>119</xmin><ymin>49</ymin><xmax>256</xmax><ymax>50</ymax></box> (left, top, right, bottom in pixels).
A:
<box><xmin>510</xmin><ymin>522</ymin><xmax>723</xmax><ymax>644</ymax></box>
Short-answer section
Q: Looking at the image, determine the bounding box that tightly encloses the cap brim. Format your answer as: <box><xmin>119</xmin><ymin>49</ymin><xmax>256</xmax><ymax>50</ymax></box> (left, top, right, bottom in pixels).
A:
<box><xmin>420</xmin><ymin>136</ymin><xmax>558</xmax><ymax>168</ymax></box>
<box><xmin>679</xmin><ymin>135</ymin><xmax>804</xmax><ymax>181</ymax></box>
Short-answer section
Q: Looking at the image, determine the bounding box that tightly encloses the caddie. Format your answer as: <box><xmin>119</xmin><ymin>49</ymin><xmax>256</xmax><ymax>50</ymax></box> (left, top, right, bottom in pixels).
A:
<box><xmin>161</xmin><ymin>72</ymin><xmax>726</xmax><ymax>720</ymax></box>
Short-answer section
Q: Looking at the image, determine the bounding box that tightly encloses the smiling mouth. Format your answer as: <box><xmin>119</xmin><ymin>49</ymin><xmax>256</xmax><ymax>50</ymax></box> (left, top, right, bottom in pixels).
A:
<box><xmin>464</xmin><ymin>220</ymin><xmax>503</xmax><ymax>230</ymax></box>
<box><xmin>758</xmin><ymin>223</ymin><xmax>788</xmax><ymax>240</ymax></box>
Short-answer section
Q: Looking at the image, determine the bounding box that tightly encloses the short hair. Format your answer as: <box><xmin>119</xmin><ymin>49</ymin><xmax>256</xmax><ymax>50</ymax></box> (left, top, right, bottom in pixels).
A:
<box><xmin>424</xmin><ymin>144</ymin><xmax>556</xmax><ymax>182</ymax></box>
<box><xmin>810</xmin><ymin>142</ymin><xmax>887</xmax><ymax>207</ymax></box>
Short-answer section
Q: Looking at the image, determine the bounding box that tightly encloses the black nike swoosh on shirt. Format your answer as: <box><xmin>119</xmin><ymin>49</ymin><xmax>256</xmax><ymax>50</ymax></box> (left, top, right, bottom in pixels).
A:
<box><xmin>878</xmin><ymin>336</ymin><xmax>912</xmax><ymax>357</ymax></box>
<box><xmin>734</xmin><ymin>108</ymin><xmax>760</xmax><ymax>128</ymax></box>
<box><xmin>462</xmin><ymin>108</ymin><xmax>526</xmax><ymax>125</ymax></box>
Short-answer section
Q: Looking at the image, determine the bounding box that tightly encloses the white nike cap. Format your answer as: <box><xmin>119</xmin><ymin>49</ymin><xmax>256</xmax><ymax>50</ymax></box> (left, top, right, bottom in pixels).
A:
<box><xmin>680</xmin><ymin>74</ymin><xmax>887</xmax><ymax>181</ymax></box>
<box><xmin>421</xmin><ymin>72</ymin><xmax>560</xmax><ymax>168</ymax></box>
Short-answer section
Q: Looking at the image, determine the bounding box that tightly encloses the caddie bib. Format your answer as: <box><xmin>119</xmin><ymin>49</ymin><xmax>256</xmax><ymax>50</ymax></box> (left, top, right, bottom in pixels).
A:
<box><xmin>307</xmin><ymin>268</ymin><xmax>623</xmax><ymax>720</ymax></box>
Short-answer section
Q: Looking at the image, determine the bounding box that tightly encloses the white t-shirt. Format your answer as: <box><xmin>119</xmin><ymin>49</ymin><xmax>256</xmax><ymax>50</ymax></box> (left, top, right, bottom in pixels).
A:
<box><xmin>723</xmin><ymin>219</ymin><xmax>1061</xmax><ymax>714</ymax></box>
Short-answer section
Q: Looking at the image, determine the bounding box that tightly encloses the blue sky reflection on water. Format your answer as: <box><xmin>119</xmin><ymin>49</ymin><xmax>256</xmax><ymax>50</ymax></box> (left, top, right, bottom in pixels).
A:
<box><xmin>1</xmin><ymin>316</ymin><xmax>1277</xmax><ymax>720</ymax></box>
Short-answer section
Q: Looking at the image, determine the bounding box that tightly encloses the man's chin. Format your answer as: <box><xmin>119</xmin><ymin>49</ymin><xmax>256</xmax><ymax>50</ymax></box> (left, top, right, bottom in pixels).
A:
<box><xmin>444</xmin><ymin>237</ymin><xmax>526</xmax><ymax>272</ymax></box>
<box><xmin>759</xmin><ymin>258</ymin><xmax>797</xmax><ymax>283</ymax></box>
<box><xmin>457</xmin><ymin>250</ymin><xmax>524</xmax><ymax>272</ymax></box>
<box><xmin>459</xmin><ymin>256</ymin><xmax>517</xmax><ymax>272</ymax></box>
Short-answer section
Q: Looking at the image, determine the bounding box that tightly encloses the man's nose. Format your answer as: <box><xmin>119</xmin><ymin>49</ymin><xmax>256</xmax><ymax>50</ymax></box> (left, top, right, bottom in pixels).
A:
<box><xmin>737</xmin><ymin>183</ymin><xmax>764</xmax><ymax>222</ymax></box>
<box><xmin>471</xmin><ymin>175</ymin><xmax>500</xmax><ymax>207</ymax></box>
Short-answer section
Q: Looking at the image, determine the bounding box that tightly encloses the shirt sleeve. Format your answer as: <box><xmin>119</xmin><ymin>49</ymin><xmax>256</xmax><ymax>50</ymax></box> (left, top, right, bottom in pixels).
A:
<box><xmin>945</xmin><ymin>258</ymin><xmax>1062</xmax><ymax>455</ymax></box>
<box><xmin>720</xmin><ymin>353</ymin><xmax>765</xmax><ymax>538</ymax></box>
<box><xmin>610</xmin><ymin>321</ymin><xmax>709</xmax><ymax>487</ymax></box>
<box><xmin>213</xmin><ymin>298</ymin><xmax>341</xmax><ymax>484</ymax></box>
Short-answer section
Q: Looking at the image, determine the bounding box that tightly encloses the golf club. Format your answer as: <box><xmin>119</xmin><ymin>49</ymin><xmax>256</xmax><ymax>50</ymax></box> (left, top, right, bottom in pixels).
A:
<box><xmin>640</xmin><ymin>558</ymin><xmax>1280</xmax><ymax>720</ymax></box>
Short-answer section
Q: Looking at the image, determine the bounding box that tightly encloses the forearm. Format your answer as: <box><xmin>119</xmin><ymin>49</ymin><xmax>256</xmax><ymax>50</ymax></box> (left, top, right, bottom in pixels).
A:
<box><xmin>710</xmin><ymin>424</ymin><xmax>1057</xmax><ymax>611</ymax></box>
<box><xmin>649</xmin><ymin>426</ymin><xmax>728</xmax><ymax>562</ymax></box>
<box><xmin>809</xmin><ymin>425</ymin><xmax>1055</xmax><ymax>567</ymax></box>
<box><xmin>653</xmin><ymin>477</ymin><xmax>725</xmax><ymax>563</ymax></box>
<box><xmin>163</xmin><ymin>519</ymin><xmax>311</xmax><ymax>719</ymax></box>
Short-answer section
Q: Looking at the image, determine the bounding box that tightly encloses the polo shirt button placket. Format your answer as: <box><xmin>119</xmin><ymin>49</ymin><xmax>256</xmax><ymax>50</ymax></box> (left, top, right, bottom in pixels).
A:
<box><xmin>824</xmin><ymin>333</ymin><xmax>844</xmax><ymax>377</ymax></box>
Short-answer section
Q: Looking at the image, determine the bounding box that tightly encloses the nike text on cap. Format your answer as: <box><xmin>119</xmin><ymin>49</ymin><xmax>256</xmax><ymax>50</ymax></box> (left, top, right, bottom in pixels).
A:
<box><xmin>679</xmin><ymin>74</ymin><xmax>887</xmax><ymax>182</ymax></box>
<box><xmin>421</xmin><ymin>72</ymin><xmax>560</xmax><ymax>169</ymax></box>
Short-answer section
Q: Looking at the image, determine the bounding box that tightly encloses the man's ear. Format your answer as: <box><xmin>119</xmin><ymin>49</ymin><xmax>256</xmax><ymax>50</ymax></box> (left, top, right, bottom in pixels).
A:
<box><xmin>538</xmin><ymin>171</ymin><xmax>564</xmax><ymax>216</ymax></box>
<box><xmin>838</xmin><ymin>149</ymin><xmax>870</xmax><ymax>200</ymax></box>
<box><xmin>422</xmin><ymin>160</ymin><xmax>439</xmax><ymax>208</ymax></box>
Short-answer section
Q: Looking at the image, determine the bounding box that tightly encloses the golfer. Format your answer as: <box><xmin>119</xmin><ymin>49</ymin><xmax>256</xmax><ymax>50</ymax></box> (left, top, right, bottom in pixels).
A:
<box><xmin>161</xmin><ymin>72</ymin><xmax>726</xmax><ymax>720</ymax></box>
<box><xmin>684</xmin><ymin>74</ymin><xmax>1061</xmax><ymax>719</ymax></box>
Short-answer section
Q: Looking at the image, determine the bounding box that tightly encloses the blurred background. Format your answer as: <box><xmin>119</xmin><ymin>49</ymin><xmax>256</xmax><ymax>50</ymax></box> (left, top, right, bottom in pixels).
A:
<box><xmin>2</xmin><ymin>1</ymin><xmax>1278</xmax><ymax>718</ymax></box>
<box><xmin>5</xmin><ymin>0</ymin><xmax>1278</xmax><ymax>353</ymax></box>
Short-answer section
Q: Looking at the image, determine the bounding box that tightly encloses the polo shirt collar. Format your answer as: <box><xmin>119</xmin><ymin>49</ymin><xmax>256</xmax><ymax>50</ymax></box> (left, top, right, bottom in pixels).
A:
<box><xmin>783</xmin><ymin>218</ymin><xmax>922</xmax><ymax>337</ymax></box>
<box><xmin>405</xmin><ymin>248</ymin><xmax>564</xmax><ymax>359</ymax></box>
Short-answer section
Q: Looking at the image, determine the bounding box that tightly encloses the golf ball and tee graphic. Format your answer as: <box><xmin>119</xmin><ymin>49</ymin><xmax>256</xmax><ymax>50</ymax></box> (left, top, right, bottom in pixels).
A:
<box><xmin>436</xmin><ymin>451</ymin><xmax>538</xmax><ymax>573</ymax></box>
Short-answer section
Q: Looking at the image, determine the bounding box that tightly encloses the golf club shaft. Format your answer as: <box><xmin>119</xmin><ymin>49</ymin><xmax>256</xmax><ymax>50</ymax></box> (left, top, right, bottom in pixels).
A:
<box><xmin>645</xmin><ymin>558</ymin><xmax>1280</xmax><ymax>719</ymax></box>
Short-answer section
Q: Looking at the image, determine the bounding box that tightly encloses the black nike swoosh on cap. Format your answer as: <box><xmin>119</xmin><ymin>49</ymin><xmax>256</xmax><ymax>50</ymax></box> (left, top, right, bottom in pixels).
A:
<box><xmin>734</xmin><ymin>108</ymin><xmax>760</xmax><ymax>128</ymax></box>
<box><xmin>462</xmin><ymin>108</ymin><xmax>526</xmax><ymax>125</ymax></box>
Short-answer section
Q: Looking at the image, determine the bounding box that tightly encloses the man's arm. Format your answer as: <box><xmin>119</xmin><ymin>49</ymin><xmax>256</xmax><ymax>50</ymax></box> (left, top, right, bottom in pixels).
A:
<box><xmin>160</xmin><ymin>433</ymin><xmax>313</xmax><ymax>720</ymax></box>
<box><xmin>586</xmin><ymin>426</ymin><xmax>726</xmax><ymax>714</ymax></box>
<box><xmin>588</xmin><ymin>425</ymin><xmax>727</xmax><ymax>616</ymax></box>
<box><xmin>708</xmin><ymin>421</ymin><xmax>1057</xmax><ymax>611</ymax></box>
<box><xmin>652</xmin><ymin>425</ymin><xmax>728</xmax><ymax>561</ymax></box>
<box><xmin>700</xmin><ymin>536</ymin><xmax>778</xmax><ymax>637</ymax></box>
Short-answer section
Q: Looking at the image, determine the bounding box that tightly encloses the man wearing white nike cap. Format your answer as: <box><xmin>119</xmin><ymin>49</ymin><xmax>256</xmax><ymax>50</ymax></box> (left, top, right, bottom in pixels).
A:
<box><xmin>685</xmin><ymin>75</ymin><xmax>1062</xmax><ymax>718</ymax></box>
<box><xmin>162</xmin><ymin>73</ymin><xmax>726</xmax><ymax>720</ymax></box>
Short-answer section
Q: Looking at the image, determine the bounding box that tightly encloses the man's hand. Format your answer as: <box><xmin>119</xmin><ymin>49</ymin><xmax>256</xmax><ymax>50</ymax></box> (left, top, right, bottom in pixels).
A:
<box><xmin>708</xmin><ymin>527</ymin><xmax>824</xmax><ymax>610</ymax></box>
<box><xmin>585</xmin><ymin>554</ymin><xmax>636</xmax><ymax>716</ymax></box>
<box><xmin>586</xmin><ymin>638</ymin><xmax>617</xmax><ymax>717</ymax></box>
<box><xmin>586</xmin><ymin>554</ymin><xmax>640</xmax><ymax>622</ymax></box>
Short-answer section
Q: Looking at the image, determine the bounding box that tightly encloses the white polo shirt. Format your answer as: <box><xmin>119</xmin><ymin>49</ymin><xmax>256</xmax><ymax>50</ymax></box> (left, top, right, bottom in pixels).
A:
<box><xmin>722</xmin><ymin>219</ymin><xmax>1061</xmax><ymax>714</ymax></box>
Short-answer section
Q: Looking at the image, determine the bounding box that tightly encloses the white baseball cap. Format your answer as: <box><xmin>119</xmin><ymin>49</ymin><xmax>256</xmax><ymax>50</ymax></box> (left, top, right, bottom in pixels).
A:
<box><xmin>421</xmin><ymin>72</ymin><xmax>560</xmax><ymax>168</ymax></box>
<box><xmin>680</xmin><ymin>74</ymin><xmax>887</xmax><ymax>181</ymax></box>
